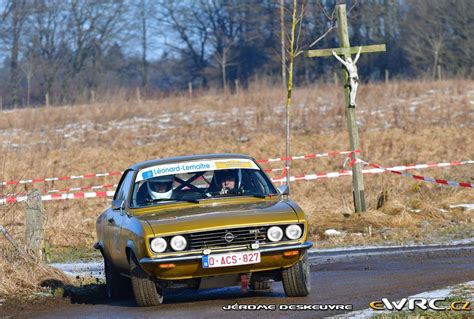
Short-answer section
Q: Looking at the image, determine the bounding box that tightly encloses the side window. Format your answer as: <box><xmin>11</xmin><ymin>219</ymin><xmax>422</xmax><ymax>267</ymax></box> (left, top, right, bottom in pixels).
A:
<box><xmin>113</xmin><ymin>170</ymin><xmax>134</xmax><ymax>202</ymax></box>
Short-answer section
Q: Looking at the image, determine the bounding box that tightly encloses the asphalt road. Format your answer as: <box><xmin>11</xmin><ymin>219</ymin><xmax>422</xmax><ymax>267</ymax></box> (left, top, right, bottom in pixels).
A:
<box><xmin>5</xmin><ymin>245</ymin><xmax>474</xmax><ymax>319</ymax></box>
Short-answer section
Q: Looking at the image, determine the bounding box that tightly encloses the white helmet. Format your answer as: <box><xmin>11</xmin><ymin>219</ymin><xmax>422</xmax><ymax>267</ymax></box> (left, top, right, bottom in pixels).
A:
<box><xmin>147</xmin><ymin>175</ymin><xmax>174</xmax><ymax>200</ymax></box>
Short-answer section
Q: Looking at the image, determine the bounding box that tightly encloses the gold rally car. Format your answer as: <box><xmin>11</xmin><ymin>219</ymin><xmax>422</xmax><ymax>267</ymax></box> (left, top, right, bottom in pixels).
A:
<box><xmin>95</xmin><ymin>154</ymin><xmax>312</xmax><ymax>306</ymax></box>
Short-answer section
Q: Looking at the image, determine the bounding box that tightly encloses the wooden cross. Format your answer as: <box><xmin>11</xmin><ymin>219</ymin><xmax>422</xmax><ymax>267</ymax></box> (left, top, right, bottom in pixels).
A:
<box><xmin>304</xmin><ymin>2</ymin><xmax>386</xmax><ymax>213</ymax></box>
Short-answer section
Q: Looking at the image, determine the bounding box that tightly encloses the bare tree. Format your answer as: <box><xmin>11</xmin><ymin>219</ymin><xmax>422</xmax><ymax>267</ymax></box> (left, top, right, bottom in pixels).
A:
<box><xmin>280</xmin><ymin>0</ymin><xmax>337</xmax><ymax>186</ymax></box>
<box><xmin>2</xmin><ymin>0</ymin><xmax>27</xmax><ymax>107</ymax></box>
<box><xmin>157</xmin><ymin>0</ymin><xmax>211</xmax><ymax>86</ymax></box>
<box><xmin>19</xmin><ymin>50</ymin><xmax>34</xmax><ymax>106</ymax></box>
<box><xmin>402</xmin><ymin>0</ymin><xmax>449</xmax><ymax>79</ymax></box>
<box><xmin>66</xmin><ymin>0</ymin><xmax>125</xmax><ymax>98</ymax></box>
<box><xmin>203</xmin><ymin>0</ymin><xmax>241</xmax><ymax>91</ymax></box>
<box><xmin>445</xmin><ymin>0</ymin><xmax>473</xmax><ymax>76</ymax></box>
<box><xmin>29</xmin><ymin>0</ymin><xmax>67</xmax><ymax>105</ymax></box>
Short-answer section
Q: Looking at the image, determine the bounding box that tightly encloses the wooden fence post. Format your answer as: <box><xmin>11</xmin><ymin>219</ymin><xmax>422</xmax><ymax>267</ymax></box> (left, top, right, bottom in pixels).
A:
<box><xmin>234</xmin><ymin>79</ymin><xmax>240</xmax><ymax>95</ymax></box>
<box><xmin>188</xmin><ymin>82</ymin><xmax>193</xmax><ymax>98</ymax></box>
<box><xmin>91</xmin><ymin>90</ymin><xmax>96</xmax><ymax>103</ymax></box>
<box><xmin>25</xmin><ymin>189</ymin><xmax>46</xmax><ymax>261</ymax></box>
<box><xmin>136</xmin><ymin>87</ymin><xmax>142</xmax><ymax>103</ymax></box>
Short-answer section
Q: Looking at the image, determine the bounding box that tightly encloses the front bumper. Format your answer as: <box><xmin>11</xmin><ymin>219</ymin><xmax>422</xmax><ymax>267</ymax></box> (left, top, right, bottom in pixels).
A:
<box><xmin>139</xmin><ymin>241</ymin><xmax>313</xmax><ymax>280</ymax></box>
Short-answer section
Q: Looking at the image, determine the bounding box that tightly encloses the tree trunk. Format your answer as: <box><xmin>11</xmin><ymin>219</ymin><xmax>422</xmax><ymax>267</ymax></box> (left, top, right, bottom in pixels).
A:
<box><xmin>222</xmin><ymin>46</ymin><xmax>227</xmax><ymax>92</ymax></box>
<box><xmin>280</xmin><ymin>0</ymin><xmax>287</xmax><ymax>89</ymax></box>
<box><xmin>432</xmin><ymin>49</ymin><xmax>438</xmax><ymax>80</ymax></box>
<box><xmin>140</xmin><ymin>0</ymin><xmax>149</xmax><ymax>92</ymax></box>
<box><xmin>10</xmin><ymin>0</ymin><xmax>22</xmax><ymax>108</ymax></box>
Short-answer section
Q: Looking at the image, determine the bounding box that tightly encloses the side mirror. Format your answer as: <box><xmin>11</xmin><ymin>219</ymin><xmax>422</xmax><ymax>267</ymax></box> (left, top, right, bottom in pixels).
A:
<box><xmin>112</xmin><ymin>199</ymin><xmax>124</xmax><ymax>211</ymax></box>
<box><xmin>277</xmin><ymin>185</ymin><xmax>290</xmax><ymax>196</ymax></box>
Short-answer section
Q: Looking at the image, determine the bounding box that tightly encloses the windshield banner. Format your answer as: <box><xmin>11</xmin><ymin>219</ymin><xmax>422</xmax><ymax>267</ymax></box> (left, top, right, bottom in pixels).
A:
<box><xmin>136</xmin><ymin>159</ymin><xmax>259</xmax><ymax>182</ymax></box>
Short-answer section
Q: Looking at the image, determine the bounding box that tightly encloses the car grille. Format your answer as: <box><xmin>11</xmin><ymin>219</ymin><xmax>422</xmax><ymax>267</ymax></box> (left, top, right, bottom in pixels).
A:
<box><xmin>187</xmin><ymin>226</ymin><xmax>269</xmax><ymax>250</ymax></box>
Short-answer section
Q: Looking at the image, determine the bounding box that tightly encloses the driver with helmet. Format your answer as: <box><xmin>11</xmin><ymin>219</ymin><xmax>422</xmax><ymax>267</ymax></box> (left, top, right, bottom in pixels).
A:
<box><xmin>216</xmin><ymin>170</ymin><xmax>239</xmax><ymax>195</ymax></box>
<box><xmin>147</xmin><ymin>175</ymin><xmax>174</xmax><ymax>200</ymax></box>
<box><xmin>136</xmin><ymin>175</ymin><xmax>174</xmax><ymax>205</ymax></box>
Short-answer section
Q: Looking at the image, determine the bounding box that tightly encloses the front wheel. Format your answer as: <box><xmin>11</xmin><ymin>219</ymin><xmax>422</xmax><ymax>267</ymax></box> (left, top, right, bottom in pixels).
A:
<box><xmin>282</xmin><ymin>252</ymin><xmax>311</xmax><ymax>297</ymax></box>
<box><xmin>129</xmin><ymin>253</ymin><xmax>164</xmax><ymax>306</ymax></box>
<box><xmin>104</xmin><ymin>257</ymin><xmax>131</xmax><ymax>299</ymax></box>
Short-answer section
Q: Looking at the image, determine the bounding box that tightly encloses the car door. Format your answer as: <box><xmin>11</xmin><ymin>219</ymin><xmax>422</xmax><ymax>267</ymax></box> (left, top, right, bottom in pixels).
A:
<box><xmin>106</xmin><ymin>170</ymin><xmax>134</xmax><ymax>264</ymax></box>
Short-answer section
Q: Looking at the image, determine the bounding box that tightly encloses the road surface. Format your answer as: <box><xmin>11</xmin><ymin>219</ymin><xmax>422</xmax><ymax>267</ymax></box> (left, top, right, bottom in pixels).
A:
<box><xmin>2</xmin><ymin>244</ymin><xmax>473</xmax><ymax>318</ymax></box>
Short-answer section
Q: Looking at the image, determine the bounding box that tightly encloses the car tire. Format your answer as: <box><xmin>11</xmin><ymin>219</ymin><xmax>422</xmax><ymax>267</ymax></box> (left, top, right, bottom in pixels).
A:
<box><xmin>129</xmin><ymin>253</ymin><xmax>164</xmax><ymax>307</ymax></box>
<box><xmin>250</xmin><ymin>281</ymin><xmax>272</xmax><ymax>290</ymax></box>
<box><xmin>281</xmin><ymin>252</ymin><xmax>311</xmax><ymax>297</ymax></box>
<box><xmin>104</xmin><ymin>257</ymin><xmax>132</xmax><ymax>299</ymax></box>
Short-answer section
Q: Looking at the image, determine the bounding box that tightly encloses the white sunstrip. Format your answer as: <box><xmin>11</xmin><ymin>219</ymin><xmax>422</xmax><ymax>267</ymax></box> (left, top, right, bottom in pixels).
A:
<box><xmin>136</xmin><ymin>158</ymin><xmax>260</xmax><ymax>182</ymax></box>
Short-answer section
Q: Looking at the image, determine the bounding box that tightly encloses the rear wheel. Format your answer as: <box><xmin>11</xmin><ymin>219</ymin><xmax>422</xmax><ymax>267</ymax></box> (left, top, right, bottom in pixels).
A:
<box><xmin>129</xmin><ymin>253</ymin><xmax>164</xmax><ymax>307</ymax></box>
<box><xmin>104</xmin><ymin>257</ymin><xmax>131</xmax><ymax>299</ymax></box>
<box><xmin>282</xmin><ymin>252</ymin><xmax>311</xmax><ymax>297</ymax></box>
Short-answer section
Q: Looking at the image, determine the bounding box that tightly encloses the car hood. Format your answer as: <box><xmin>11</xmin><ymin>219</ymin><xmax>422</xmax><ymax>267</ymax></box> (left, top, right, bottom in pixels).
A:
<box><xmin>136</xmin><ymin>200</ymin><xmax>299</xmax><ymax>237</ymax></box>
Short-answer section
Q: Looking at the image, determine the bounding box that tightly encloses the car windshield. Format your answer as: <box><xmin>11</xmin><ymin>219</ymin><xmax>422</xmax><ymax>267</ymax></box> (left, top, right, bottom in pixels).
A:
<box><xmin>130</xmin><ymin>164</ymin><xmax>278</xmax><ymax>208</ymax></box>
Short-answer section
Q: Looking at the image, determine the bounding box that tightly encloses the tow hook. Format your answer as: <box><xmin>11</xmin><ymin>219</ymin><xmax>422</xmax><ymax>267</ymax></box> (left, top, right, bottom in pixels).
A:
<box><xmin>241</xmin><ymin>273</ymin><xmax>249</xmax><ymax>293</ymax></box>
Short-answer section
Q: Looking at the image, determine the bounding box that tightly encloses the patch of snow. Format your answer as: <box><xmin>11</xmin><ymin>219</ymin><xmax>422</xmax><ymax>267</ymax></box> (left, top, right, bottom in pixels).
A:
<box><xmin>324</xmin><ymin>229</ymin><xmax>343</xmax><ymax>236</ymax></box>
<box><xmin>450</xmin><ymin>204</ymin><xmax>474</xmax><ymax>211</ymax></box>
<box><xmin>50</xmin><ymin>261</ymin><xmax>104</xmax><ymax>279</ymax></box>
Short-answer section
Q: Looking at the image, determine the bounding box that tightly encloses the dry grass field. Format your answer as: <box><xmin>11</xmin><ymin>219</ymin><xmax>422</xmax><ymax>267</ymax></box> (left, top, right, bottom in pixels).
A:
<box><xmin>0</xmin><ymin>79</ymin><xmax>473</xmax><ymax>296</ymax></box>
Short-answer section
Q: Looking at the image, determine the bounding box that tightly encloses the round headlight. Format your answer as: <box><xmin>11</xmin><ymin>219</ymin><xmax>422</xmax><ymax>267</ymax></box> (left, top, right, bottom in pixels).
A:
<box><xmin>285</xmin><ymin>224</ymin><xmax>303</xmax><ymax>240</ymax></box>
<box><xmin>170</xmin><ymin>235</ymin><xmax>187</xmax><ymax>251</ymax></box>
<box><xmin>150</xmin><ymin>237</ymin><xmax>167</xmax><ymax>253</ymax></box>
<box><xmin>267</xmin><ymin>226</ymin><xmax>283</xmax><ymax>242</ymax></box>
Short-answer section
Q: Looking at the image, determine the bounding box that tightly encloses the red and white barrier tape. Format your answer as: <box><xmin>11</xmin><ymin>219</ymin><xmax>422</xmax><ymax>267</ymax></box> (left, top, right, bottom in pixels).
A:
<box><xmin>271</xmin><ymin>160</ymin><xmax>474</xmax><ymax>183</ymax></box>
<box><xmin>0</xmin><ymin>171</ymin><xmax>123</xmax><ymax>187</ymax></box>
<box><xmin>47</xmin><ymin>184</ymin><xmax>118</xmax><ymax>194</ymax></box>
<box><xmin>0</xmin><ymin>150</ymin><xmax>355</xmax><ymax>187</ymax></box>
<box><xmin>0</xmin><ymin>191</ymin><xmax>116</xmax><ymax>205</ymax></box>
<box><xmin>256</xmin><ymin>150</ymin><xmax>356</xmax><ymax>163</ymax></box>
<box><xmin>354</xmin><ymin>159</ymin><xmax>474</xmax><ymax>189</ymax></box>
<box><xmin>1</xmin><ymin>159</ymin><xmax>472</xmax><ymax>204</ymax></box>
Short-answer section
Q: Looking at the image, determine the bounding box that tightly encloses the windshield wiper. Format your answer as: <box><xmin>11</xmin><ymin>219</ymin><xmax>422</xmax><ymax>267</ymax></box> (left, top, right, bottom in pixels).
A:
<box><xmin>147</xmin><ymin>198</ymin><xmax>199</xmax><ymax>204</ymax></box>
<box><xmin>248</xmin><ymin>194</ymin><xmax>266</xmax><ymax>198</ymax></box>
<box><xmin>147</xmin><ymin>198</ymin><xmax>173</xmax><ymax>203</ymax></box>
<box><xmin>175</xmin><ymin>199</ymin><xmax>200</xmax><ymax>204</ymax></box>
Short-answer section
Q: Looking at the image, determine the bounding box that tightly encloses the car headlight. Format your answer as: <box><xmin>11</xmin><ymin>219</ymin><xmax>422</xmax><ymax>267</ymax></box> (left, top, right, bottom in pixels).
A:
<box><xmin>267</xmin><ymin>226</ymin><xmax>283</xmax><ymax>242</ymax></box>
<box><xmin>285</xmin><ymin>224</ymin><xmax>303</xmax><ymax>240</ymax></box>
<box><xmin>170</xmin><ymin>235</ymin><xmax>187</xmax><ymax>251</ymax></box>
<box><xmin>150</xmin><ymin>237</ymin><xmax>167</xmax><ymax>253</ymax></box>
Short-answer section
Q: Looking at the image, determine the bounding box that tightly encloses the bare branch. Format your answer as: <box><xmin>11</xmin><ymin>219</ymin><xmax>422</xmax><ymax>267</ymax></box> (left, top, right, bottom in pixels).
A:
<box><xmin>308</xmin><ymin>23</ymin><xmax>335</xmax><ymax>48</ymax></box>
<box><xmin>347</xmin><ymin>0</ymin><xmax>359</xmax><ymax>16</ymax></box>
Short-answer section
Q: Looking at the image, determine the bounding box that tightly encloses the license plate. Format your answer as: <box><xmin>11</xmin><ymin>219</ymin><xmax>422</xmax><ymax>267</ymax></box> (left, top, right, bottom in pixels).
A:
<box><xmin>202</xmin><ymin>251</ymin><xmax>261</xmax><ymax>268</ymax></box>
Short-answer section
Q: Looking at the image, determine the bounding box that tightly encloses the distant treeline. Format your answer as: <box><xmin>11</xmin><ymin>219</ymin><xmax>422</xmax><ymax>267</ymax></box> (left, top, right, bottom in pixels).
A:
<box><xmin>0</xmin><ymin>0</ymin><xmax>472</xmax><ymax>108</ymax></box>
